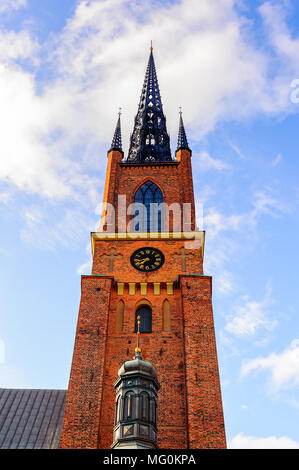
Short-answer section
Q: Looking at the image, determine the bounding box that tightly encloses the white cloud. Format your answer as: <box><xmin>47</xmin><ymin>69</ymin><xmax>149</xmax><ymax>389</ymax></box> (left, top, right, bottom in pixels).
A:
<box><xmin>260</xmin><ymin>2</ymin><xmax>299</xmax><ymax>71</ymax></box>
<box><xmin>241</xmin><ymin>339</ymin><xmax>299</xmax><ymax>392</ymax></box>
<box><xmin>20</xmin><ymin>203</ymin><xmax>94</xmax><ymax>250</ymax></box>
<box><xmin>229</xmin><ymin>432</ymin><xmax>299</xmax><ymax>449</ymax></box>
<box><xmin>225</xmin><ymin>285</ymin><xmax>276</xmax><ymax>337</ymax></box>
<box><xmin>204</xmin><ymin>207</ymin><xmax>244</xmax><ymax>238</ymax></box>
<box><xmin>250</xmin><ymin>190</ymin><xmax>290</xmax><ymax>224</ymax></box>
<box><xmin>0</xmin><ymin>55</ymin><xmax>76</xmax><ymax>198</ymax></box>
<box><xmin>0</xmin><ymin>191</ymin><xmax>11</xmax><ymax>205</ymax></box>
<box><xmin>204</xmin><ymin>188</ymin><xmax>289</xmax><ymax>239</ymax></box>
<box><xmin>227</xmin><ymin>140</ymin><xmax>246</xmax><ymax>160</ymax></box>
<box><xmin>271</xmin><ymin>153</ymin><xmax>282</xmax><ymax>167</ymax></box>
<box><xmin>215</xmin><ymin>270</ymin><xmax>235</xmax><ymax>296</ymax></box>
<box><xmin>0</xmin><ymin>0</ymin><xmax>26</xmax><ymax>14</ymax></box>
<box><xmin>0</xmin><ymin>30</ymin><xmax>38</xmax><ymax>62</ymax></box>
<box><xmin>53</xmin><ymin>0</ymin><xmax>280</xmax><ymax>142</ymax></box>
<box><xmin>77</xmin><ymin>259</ymin><xmax>92</xmax><ymax>275</ymax></box>
<box><xmin>0</xmin><ymin>0</ymin><xmax>298</xmax><ymax>203</ymax></box>
<box><xmin>76</xmin><ymin>242</ymin><xmax>93</xmax><ymax>275</ymax></box>
<box><xmin>0</xmin><ymin>0</ymin><xmax>297</xmax><ymax>249</ymax></box>
<box><xmin>194</xmin><ymin>151</ymin><xmax>230</xmax><ymax>171</ymax></box>
<box><xmin>257</xmin><ymin>2</ymin><xmax>299</xmax><ymax>113</ymax></box>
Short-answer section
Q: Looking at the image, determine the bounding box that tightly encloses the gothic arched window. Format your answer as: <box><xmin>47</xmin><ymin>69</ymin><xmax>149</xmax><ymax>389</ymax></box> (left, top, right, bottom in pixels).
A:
<box><xmin>135</xmin><ymin>306</ymin><xmax>152</xmax><ymax>333</ymax></box>
<box><xmin>134</xmin><ymin>181</ymin><xmax>163</xmax><ymax>232</ymax></box>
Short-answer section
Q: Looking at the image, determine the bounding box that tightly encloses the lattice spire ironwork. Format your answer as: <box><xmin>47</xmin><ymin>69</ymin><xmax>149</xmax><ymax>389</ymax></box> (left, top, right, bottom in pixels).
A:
<box><xmin>110</xmin><ymin>108</ymin><xmax>122</xmax><ymax>152</ymax></box>
<box><xmin>177</xmin><ymin>107</ymin><xmax>190</xmax><ymax>151</ymax></box>
<box><xmin>127</xmin><ymin>47</ymin><xmax>172</xmax><ymax>163</ymax></box>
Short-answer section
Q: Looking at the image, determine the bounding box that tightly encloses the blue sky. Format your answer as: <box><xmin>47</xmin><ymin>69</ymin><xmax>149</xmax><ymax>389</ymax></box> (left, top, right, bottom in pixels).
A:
<box><xmin>0</xmin><ymin>0</ymin><xmax>299</xmax><ymax>449</ymax></box>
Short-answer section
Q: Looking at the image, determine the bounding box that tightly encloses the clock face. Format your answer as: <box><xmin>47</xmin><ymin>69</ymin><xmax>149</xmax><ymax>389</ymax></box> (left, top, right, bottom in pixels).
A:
<box><xmin>130</xmin><ymin>247</ymin><xmax>165</xmax><ymax>272</ymax></box>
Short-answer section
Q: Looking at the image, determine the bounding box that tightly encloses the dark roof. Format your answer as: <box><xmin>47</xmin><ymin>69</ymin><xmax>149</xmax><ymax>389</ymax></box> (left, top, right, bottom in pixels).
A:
<box><xmin>0</xmin><ymin>388</ymin><xmax>66</xmax><ymax>449</ymax></box>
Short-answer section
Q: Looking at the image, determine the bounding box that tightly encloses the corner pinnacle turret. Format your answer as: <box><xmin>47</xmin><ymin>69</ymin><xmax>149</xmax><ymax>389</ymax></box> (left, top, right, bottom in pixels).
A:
<box><xmin>110</xmin><ymin>108</ymin><xmax>122</xmax><ymax>152</ymax></box>
<box><xmin>177</xmin><ymin>108</ymin><xmax>190</xmax><ymax>151</ymax></box>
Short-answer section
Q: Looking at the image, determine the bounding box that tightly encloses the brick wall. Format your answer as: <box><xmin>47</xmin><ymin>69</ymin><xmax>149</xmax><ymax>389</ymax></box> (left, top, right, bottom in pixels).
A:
<box><xmin>100</xmin><ymin>148</ymin><xmax>196</xmax><ymax>233</ymax></box>
<box><xmin>60</xmin><ymin>147</ymin><xmax>226</xmax><ymax>449</ymax></box>
<box><xmin>181</xmin><ymin>275</ymin><xmax>226</xmax><ymax>448</ymax></box>
<box><xmin>59</xmin><ymin>277</ymin><xmax>112</xmax><ymax>448</ymax></box>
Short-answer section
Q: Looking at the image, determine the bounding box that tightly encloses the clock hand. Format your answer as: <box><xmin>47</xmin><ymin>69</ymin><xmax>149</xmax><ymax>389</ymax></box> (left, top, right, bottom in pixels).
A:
<box><xmin>136</xmin><ymin>257</ymin><xmax>150</xmax><ymax>265</ymax></box>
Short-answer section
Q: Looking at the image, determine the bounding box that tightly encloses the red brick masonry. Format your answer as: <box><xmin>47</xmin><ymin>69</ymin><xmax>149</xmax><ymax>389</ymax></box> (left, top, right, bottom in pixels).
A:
<box><xmin>60</xmin><ymin>148</ymin><xmax>226</xmax><ymax>448</ymax></box>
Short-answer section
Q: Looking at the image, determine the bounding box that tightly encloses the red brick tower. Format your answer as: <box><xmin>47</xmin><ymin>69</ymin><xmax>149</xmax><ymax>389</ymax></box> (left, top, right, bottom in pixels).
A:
<box><xmin>60</xmin><ymin>48</ymin><xmax>226</xmax><ymax>449</ymax></box>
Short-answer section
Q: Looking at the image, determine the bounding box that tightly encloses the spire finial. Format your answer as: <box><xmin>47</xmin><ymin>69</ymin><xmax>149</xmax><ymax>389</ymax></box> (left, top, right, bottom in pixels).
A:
<box><xmin>110</xmin><ymin>108</ymin><xmax>122</xmax><ymax>152</ymax></box>
<box><xmin>177</xmin><ymin>106</ymin><xmax>190</xmax><ymax>151</ymax></box>
<box><xmin>150</xmin><ymin>40</ymin><xmax>153</xmax><ymax>51</ymax></box>
<box><xmin>134</xmin><ymin>315</ymin><xmax>142</xmax><ymax>359</ymax></box>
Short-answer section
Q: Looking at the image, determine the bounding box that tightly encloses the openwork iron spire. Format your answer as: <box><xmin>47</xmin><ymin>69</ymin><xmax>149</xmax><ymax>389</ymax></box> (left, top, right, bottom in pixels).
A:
<box><xmin>110</xmin><ymin>108</ymin><xmax>122</xmax><ymax>152</ymax></box>
<box><xmin>177</xmin><ymin>108</ymin><xmax>190</xmax><ymax>151</ymax></box>
<box><xmin>127</xmin><ymin>47</ymin><xmax>172</xmax><ymax>163</ymax></box>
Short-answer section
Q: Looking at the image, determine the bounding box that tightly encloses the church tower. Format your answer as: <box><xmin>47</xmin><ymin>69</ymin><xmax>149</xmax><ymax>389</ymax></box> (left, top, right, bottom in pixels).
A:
<box><xmin>59</xmin><ymin>47</ymin><xmax>226</xmax><ymax>449</ymax></box>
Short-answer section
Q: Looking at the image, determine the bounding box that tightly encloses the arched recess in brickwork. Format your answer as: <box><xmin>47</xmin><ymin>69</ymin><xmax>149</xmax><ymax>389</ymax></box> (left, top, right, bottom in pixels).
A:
<box><xmin>134</xmin><ymin>178</ymin><xmax>164</xmax><ymax>199</ymax></box>
<box><xmin>135</xmin><ymin>305</ymin><xmax>152</xmax><ymax>333</ymax></box>
<box><xmin>162</xmin><ymin>299</ymin><xmax>171</xmax><ymax>331</ymax></box>
<box><xmin>116</xmin><ymin>299</ymin><xmax>124</xmax><ymax>333</ymax></box>
<box><xmin>135</xmin><ymin>298</ymin><xmax>152</xmax><ymax>309</ymax></box>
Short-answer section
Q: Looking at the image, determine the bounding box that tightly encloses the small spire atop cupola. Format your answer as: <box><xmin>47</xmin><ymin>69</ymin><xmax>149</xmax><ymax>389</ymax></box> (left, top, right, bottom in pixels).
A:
<box><xmin>177</xmin><ymin>107</ymin><xmax>190</xmax><ymax>151</ymax></box>
<box><xmin>134</xmin><ymin>315</ymin><xmax>142</xmax><ymax>359</ymax></box>
<box><xmin>110</xmin><ymin>108</ymin><xmax>122</xmax><ymax>152</ymax></box>
<box><xmin>126</xmin><ymin>47</ymin><xmax>172</xmax><ymax>163</ymax></box>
